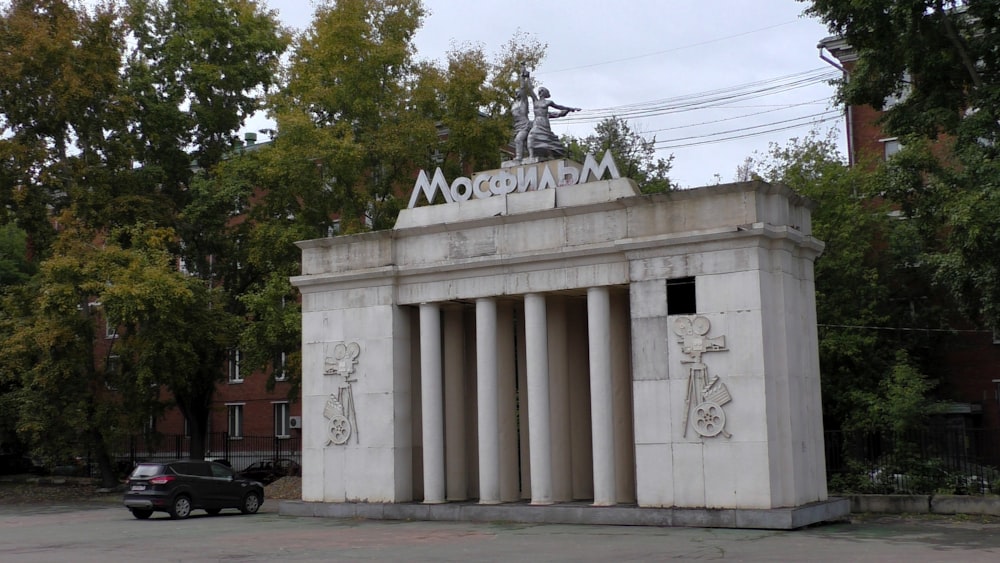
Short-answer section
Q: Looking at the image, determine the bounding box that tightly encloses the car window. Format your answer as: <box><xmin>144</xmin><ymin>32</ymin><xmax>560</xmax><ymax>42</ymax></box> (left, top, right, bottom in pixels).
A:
<box><xmin>210</xmin><ymin>463</ymin><xmax>234</xmax><ymax>479</ymax></box>
<box><xmin>172</xmin><ymin>462</ymin><xmax>210</xmax><ymax>477</ymax></box>
<box><xmin>189</xmin><ymin>462</ymin><xmax>212</xmax><ymax>477</ymax></box>
<box><xmin>129</xmin><ymin>464</ymin><xmax>165</xmax><ymax>479</ymax></box>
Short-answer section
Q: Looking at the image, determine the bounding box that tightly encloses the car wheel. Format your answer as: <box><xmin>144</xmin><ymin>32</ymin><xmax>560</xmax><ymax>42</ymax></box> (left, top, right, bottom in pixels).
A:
<box><xmin>205</xmin><ymin>508</ymin><xmax>221</xmax><ymax>516</ymax></box>
<box><xmin>240</xmin><ymin>491</ymin><xmax>261</xmax><ymax>514</ymax></box>
<box><xmin>169</xmin><ymin>495</ymin><xmax>192</xmax><ymax>519</ymax></box>
<box><xmin>130</xmin><ymin>508</ymin><xmax>153</xmax><ymax>520</ymax></box>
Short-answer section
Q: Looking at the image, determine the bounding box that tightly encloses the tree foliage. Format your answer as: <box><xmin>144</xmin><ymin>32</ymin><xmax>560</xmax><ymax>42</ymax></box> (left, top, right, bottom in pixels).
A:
<box><xmin>0</xmin><ymin>218</ymin><xmax>239</xmax><ymax>484</ymax></box>
<box><xmin>0</xmin><ymin>0</ymin><xmax>126</xmax><ymax>256</ymax></box>
<box><xmin>0</xmin><ymin>222</ymin><xmax>33</xmax><ymax>286</ymax></box>
<box><xmin>0</xmin><ymin>0</ymin><xmax>287</xmax><ymax>467</ymax></box>
<box><xmin>3</xmin><ymin>0</ymin><xmax>675</xmax><ymax>473</ymax></box>
<box><xmin>803</xmin><ymin>0</ymin><xmax>1000</xmax><ymax>330</ymax></box>
<box><xmin>565</xmin><ymin>116</ymin><xmax>674</xmax><ymax>193</ymax></box>
<box><xmin>752</xmin><ymin>132</ymin><xmax>944</xmax><ymax>431</ymax></box>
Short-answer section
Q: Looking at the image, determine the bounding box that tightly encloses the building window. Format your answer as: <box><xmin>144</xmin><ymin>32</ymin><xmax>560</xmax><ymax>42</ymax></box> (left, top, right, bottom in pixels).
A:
<box><xmin>883</xmin><ymin>72</ymin><xmax>911</xmax><ymax>109</ymax></box>
<box><xmin>227</xmin><ymin>404</ymin><xmax>244</xmax><ymax>438</ymax></box>
<box><xmin>228</xmin><ymin>349</ymin><xmax>242</xmax><ymax>383</ymax></box>
<box><xmin>274</xmin><ymin>402</ymin><xmax>290</xmax><ymax>438</ymax></box>
<box><xmin>104</xmin><ymin>355</ymin><xmax>121</xmax><ymax>391</ymax></box>
<box><xmin>667</xmin><ymin>277</ymin><xmax>697</xmax><ymax>315</ymax></box>
<box><xmin>275</xmin><ymin>352</ymin><xmax>288</xmax><ymax>382</ymax></box>
<box><xmin>882</xmin><ymin>138</ymin><xmax>902</xmax><ymax>160</ymax></box>
<box><xmin>105</xmin><ymin>316</ymin><xmax>118</xmax><ymax>339</ymax></box>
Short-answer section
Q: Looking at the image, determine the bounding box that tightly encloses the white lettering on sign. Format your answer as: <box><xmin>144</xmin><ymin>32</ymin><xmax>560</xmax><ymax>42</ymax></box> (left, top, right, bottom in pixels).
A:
<box><xmin>407</xmin><ymin>150</ymin><xmax>621</xmax><ymax>209</ymax></box>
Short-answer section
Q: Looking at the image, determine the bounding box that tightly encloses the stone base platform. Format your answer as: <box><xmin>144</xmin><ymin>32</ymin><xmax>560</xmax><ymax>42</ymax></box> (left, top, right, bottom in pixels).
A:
<box><xmin>279</xmin><ymin>498</ymin><xmax>851</xmax><ymax>530</ymax></box>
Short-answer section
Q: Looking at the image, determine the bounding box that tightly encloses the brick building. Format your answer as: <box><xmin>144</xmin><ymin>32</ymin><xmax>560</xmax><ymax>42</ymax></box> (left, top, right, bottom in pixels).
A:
<box><xmin>819</xmin><ymin>36</ymin><xmax>1000</xmax><ymax>431</ymax></box>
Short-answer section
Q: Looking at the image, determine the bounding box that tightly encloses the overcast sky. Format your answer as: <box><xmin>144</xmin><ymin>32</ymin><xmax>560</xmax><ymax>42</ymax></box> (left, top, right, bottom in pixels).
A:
<box><xmin>253</xmin><ymin>0</ymin><xmax>845</xmax><ymax>188</ymax></box>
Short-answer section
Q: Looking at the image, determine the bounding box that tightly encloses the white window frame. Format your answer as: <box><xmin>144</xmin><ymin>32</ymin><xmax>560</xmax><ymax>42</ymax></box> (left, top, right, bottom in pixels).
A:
<box><xmin>226</xmin><ymin>403</ymin><xmax>244</xmax><ymax>439</ymax></box>
<box><xmin>274</xmin><ymin>402</ymin><xmax>290</xmax><ymax>438</ymax></box>
<box><xmin>228</xmin><ymin>349</ymin><xmax>243</xmax><ymax>383</ymax></box>
<box><xmin>881</xmin><ymin>137</ymin><xmax>902</xmax><ymax>160</ymax></box>
<box><xmin>275</xmin><ymin>352</ymin><xmax>288</xmax><ymax>382</ymax></box>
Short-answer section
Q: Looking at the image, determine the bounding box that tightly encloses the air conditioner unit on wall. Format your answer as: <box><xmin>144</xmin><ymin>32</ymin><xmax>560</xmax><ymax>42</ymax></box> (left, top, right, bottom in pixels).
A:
<box><xmin>288</xmin><ymin>416</ymin><xmax>302</xmax><ymax>430</ymax></box>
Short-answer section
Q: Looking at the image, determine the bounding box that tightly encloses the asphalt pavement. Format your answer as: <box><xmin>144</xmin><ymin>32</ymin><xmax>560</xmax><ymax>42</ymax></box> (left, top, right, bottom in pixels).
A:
<box><xmin>1</xmin><ymin>500</ymin><xmax>999</xmax><ymax>562</ymax></box>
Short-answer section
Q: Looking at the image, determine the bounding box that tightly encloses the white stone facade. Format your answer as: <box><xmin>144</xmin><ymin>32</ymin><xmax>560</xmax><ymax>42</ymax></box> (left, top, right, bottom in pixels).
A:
<box><xmin>292</xmin><ymin>171</ymin><xmax>828</xmax><ymax>512</ymax></box>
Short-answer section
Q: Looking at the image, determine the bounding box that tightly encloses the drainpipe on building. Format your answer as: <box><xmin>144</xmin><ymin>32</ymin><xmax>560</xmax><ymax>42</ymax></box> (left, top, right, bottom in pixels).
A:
<box><xmin>818</xmin><ymin>44</ymin><xmax>855</xmax><ymax>170</ymax></box>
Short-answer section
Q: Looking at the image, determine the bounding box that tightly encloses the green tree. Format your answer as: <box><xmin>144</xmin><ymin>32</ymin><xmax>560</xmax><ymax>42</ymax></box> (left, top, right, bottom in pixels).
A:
<box><xmin>802</xmin><ymin>0</ymin><xmax>1000</xmax><ymax>330</ymax></box>
<box><xmin>565</xmin><ymin>116</ymin><xmax>674</xmax><ymax>193</ymax></box>
<box><xmin>269</xmin><ymin>0</ymin><xmax>432</xmax><ymax>233</ymax></box>
<box><xmin>420</xmin><ymin>33</ymin><xmax>548</xmax><ymax>178</ymax></box>
<box><xmin>125</xmin><ymin>0</ymin><xmax>289</xmax><ymax>193</ymax></box>
<box><xmin>0</xmin><ymin>0</ymin><xmax>126</xmax><ymax>258</ymax></box>
<box><xmin>752</xmin><ymin>133</ymin><xmax>944</xmax><ymax>432</ymax></box>
<box><xmin>227</xmin><ymin>5</ymin><xmax>547</xmax><ymax>395</ymax></box>
<box><xmin>0</xmin><ymin>218</ymin><xmax>238</xmax><ymax>485</ymax></box>
<box><xmin>0</xmin><ymin>222</ymin><xmax>33</xmax><ymax>286</ymax></box>
<box><xmin>0</xmin><ymin>0</ymin><xmax>288</xmax><ymax>464</ymax></box>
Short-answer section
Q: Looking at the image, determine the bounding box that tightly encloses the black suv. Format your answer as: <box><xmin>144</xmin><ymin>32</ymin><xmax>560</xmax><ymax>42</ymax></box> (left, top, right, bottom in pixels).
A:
<box><xmin>123</xmin><ymin>460</ymin><xmax>265</xmax><ymax>519</ymax></box>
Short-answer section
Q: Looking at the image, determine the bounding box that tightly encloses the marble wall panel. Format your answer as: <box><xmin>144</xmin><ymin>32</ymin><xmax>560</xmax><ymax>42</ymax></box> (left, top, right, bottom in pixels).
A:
<box><xmin>696</xmin><ymin>269</ymin><xmax>762</xmax><ymax>314</ymax></box>
<box><xmin>497</xmin><ymin>215</ymin><xmax>567</xmax><ymax>255</ymax></box>
<box><xmin>629</xmin><ymin>279</ymin><xmax>668</xmax><ymax>318</ymax></box>
<box><xmin>301</xmin><ymin>447</ymin><xmax>323</xmax><ymax>501</ymax></box>
<box><xmin>630</xmin><ymin>317</ymin><xmax>670</xmax><ymax>382</ymax></box>
<box><xmin>564</xmin><ymin>206</ymin><xmax>629</xmax><ymax>247</ymax></box>
<box><xmin>702</xmin><ymin>441</ymin><xmax>738</xmax><ymax>508</ymax></box>
<box><xmin>632</xmin><ymin>379</ymin><xmax>673</xmax><ymax>445</ymax></box>
<box><xmin>670</xmin><ymin>442</ymin><xmax>707</xmax><ymax>507</ymax></box>
<box><xmin>338</xmin><ymin>447</ymin><xmax>393</xmax><ymax>502</ymax></box>
<box><xmin>732</xmin><ymin>441</ymin><xmax>773</xmax><ymax>508</ymax></box>
<box><xmin>322</xmin><ymin>446</ymin><xmax>347</xmax><ymax>502</ymax></box>
<box><xmin>634</xmin><ymin>443</ymin><xmax>674</xmax><ymax>507</ymax></box>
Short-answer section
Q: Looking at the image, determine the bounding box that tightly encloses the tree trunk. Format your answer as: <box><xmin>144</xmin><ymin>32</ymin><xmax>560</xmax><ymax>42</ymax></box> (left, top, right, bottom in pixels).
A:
<box><xmin>89</xmin><ymin>428</ymin><xmax>119</xmax><ymax>489</ymax></box>
<box><xmin>182</xmin><ymin>403</ymin><xmax>211</xmax><ymax>460</ymax></box>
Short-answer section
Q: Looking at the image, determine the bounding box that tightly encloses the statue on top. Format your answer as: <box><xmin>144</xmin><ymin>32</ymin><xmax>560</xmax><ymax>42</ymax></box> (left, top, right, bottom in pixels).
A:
<box><xmin>512</xmin><ymin>64</ymin><xmax>580</xmax><ymax>162</ymax></box>
<box><xmin>511</xmin><ymin>63</ymin><xmax>533</xmax><ymax>161</ymax></box>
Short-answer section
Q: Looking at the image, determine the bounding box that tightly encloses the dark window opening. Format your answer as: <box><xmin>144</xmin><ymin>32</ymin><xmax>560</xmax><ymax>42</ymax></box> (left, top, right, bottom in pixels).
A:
<box><xmin>667</xmin><ymin>277</ymin><xmax>696</xmax><ymax>315</ymax></box>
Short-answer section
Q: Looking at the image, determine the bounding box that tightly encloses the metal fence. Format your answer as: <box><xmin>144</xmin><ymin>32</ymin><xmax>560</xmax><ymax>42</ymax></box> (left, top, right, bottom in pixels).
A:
<box><xmin>112</xmin><ymin>433</ymin><xmax>301</xmax><ymax>475</ymax></box>
<box><xmin>825</xmin><ymin>427</ymin><xmax>1000</xmax><ymax>495</ymax></box>
<box><xmin>100</xmin><ymin>427</ymin><xmax>1000</xmax><ymax>495</ymax></box>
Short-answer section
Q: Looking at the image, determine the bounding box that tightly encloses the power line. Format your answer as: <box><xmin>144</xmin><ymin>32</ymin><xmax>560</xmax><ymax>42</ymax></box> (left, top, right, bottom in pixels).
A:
<box><xmin>655</xmin><ymin>110</ymin><xmax>841</xmax><ymax>144</ymax></box>
<box><xmin>545</xmin><ymin>20</ymin><xmax>801</xmax><ymax>75</ymax></box>
<box><xmin>541</xmin><ymin>66</ymin><xmax>842</xmax><ymax>151</ymax></box>
<box><xmin>557</xmin><ymin>68</ymin><xmax>838</xmax><ymax>125</ymax></box>
<box><xmin>653</xmin><ymin>114</ymin><xmax>843</xmax><ymax>149</ymax></box>
<box><xmin>644</xmin><ymin>98</ymin><xmax>833</xmax><ymax>134</ymax></box>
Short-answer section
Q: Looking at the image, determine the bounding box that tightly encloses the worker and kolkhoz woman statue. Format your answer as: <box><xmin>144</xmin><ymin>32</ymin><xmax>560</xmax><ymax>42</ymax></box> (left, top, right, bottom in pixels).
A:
<box><xmin>512</xmin><ymin>63</ymin><xmax>580</xmax><ymax>161</ymax></box>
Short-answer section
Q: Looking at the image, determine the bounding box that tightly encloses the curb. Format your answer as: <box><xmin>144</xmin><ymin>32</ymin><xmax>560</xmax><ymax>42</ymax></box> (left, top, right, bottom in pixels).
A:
<box><xmin>848</xmin><ymin>494</ymin><xmax>1000</xmax><ymax>516</ymax></box>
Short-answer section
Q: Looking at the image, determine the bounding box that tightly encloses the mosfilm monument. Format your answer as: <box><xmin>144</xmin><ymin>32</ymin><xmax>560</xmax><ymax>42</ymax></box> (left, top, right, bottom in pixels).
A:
<box><xmin>284</xmin><ymin>69</ymin><xmax>849</xmax><ymax>529</ymax></box>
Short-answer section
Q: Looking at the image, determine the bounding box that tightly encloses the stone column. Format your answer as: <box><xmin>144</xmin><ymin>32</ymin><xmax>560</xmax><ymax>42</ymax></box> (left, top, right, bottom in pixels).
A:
<box><xmin>524</xmin><ymin>293</ymin><xmax>553</xmax><ymax>505</ymax></box>
<box><xmin>476</xmin><ymin>298</ymin><xmax>500</xmax><ymax>504</ymax></box>
<box><xmin>587</xmin><ymin>287</ymin><xmax>617</xmax><ymax>506</ymax></box>
<box><xmin>419</xmin><ymin>303</ymin><xmax>445</xmax><ymax>503</ymax></box>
